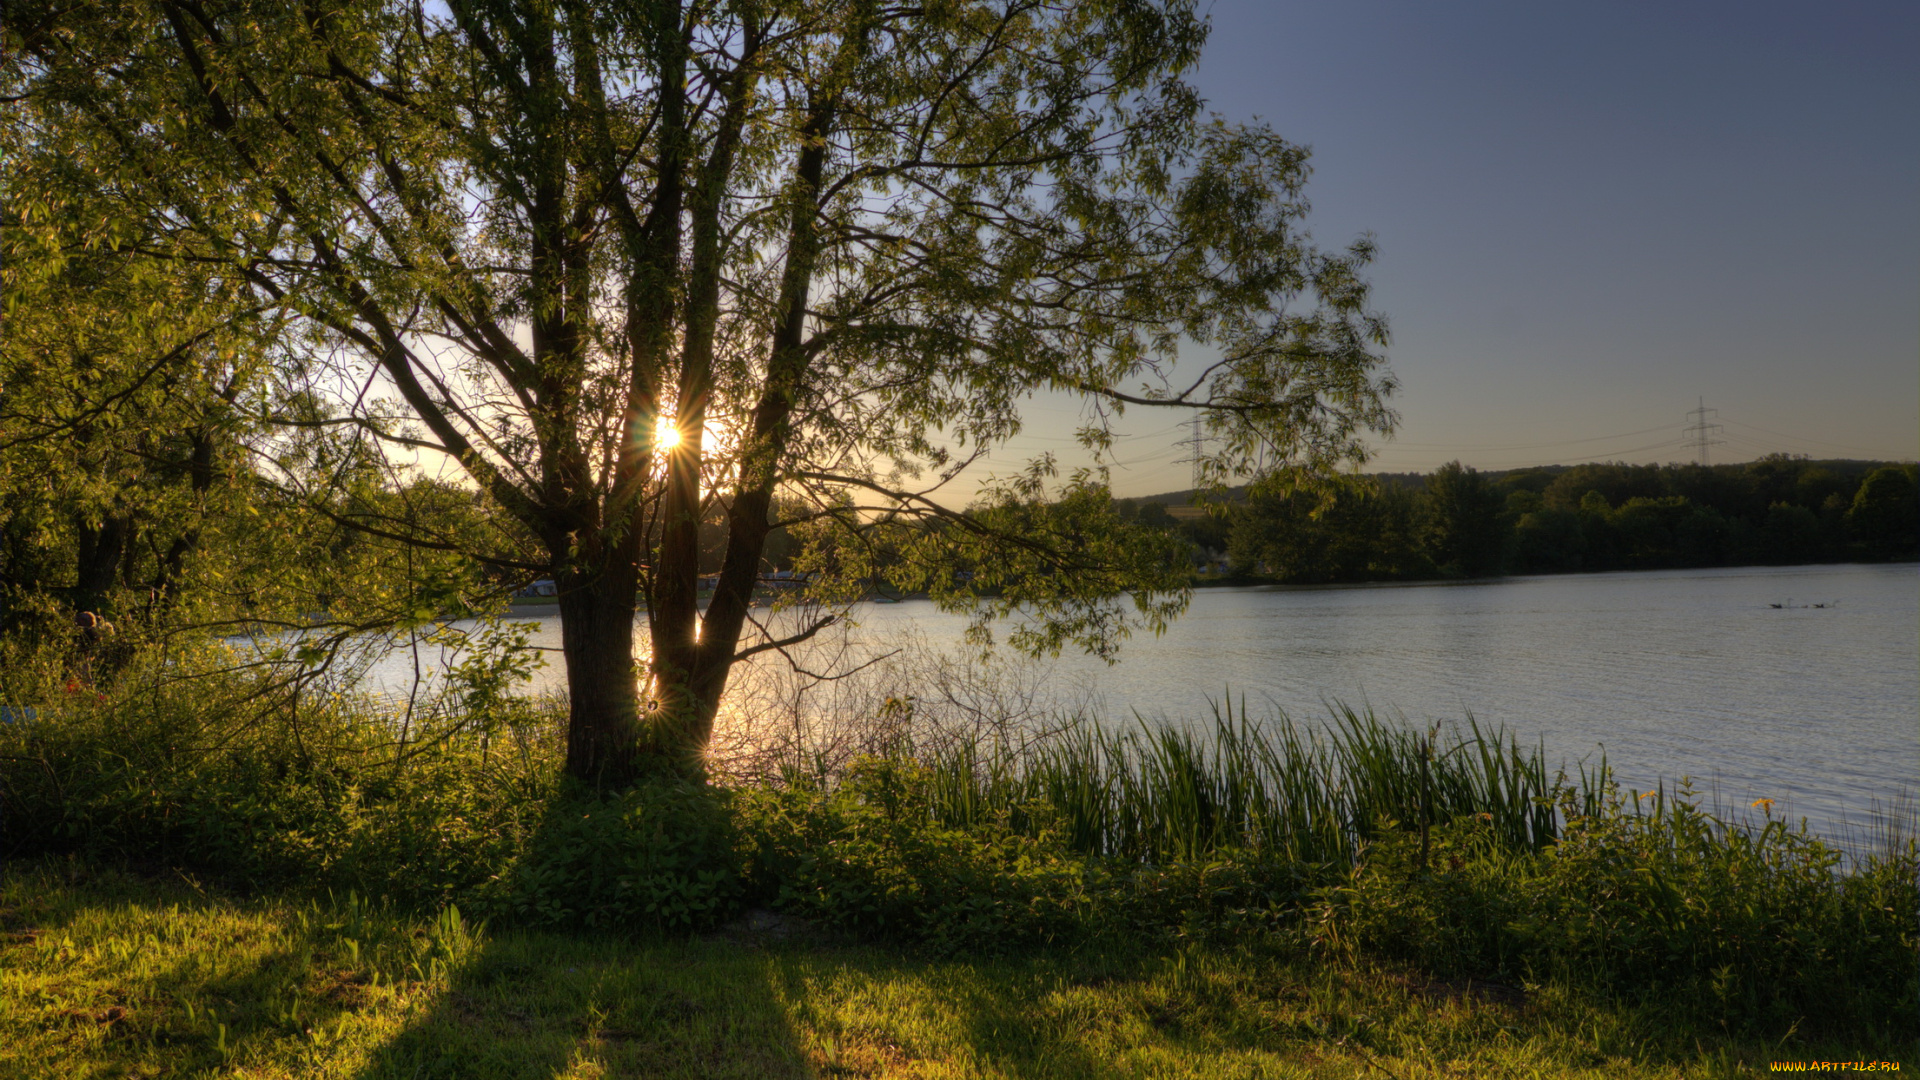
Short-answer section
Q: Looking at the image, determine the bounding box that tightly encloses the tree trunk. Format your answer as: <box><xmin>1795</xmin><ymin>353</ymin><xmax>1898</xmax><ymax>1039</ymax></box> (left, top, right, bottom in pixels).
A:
<box><xmin>150</xmin><ymin>427</ymin><xmax>220</xmax><ymax>618</ymax></box>
<box><xmin>556</xmin><ymin>565</ymin><xmax>644</xmax><ymax>789</ymax></box>
<box><xmin>74</xmin><ymin>512</ymin><xmax>131</xmax><ymax>617</ymax></box>
<box><xmin>636</xmin><ymin>96</ymin><xmax>835</xmax><ymax>775</ymax></box>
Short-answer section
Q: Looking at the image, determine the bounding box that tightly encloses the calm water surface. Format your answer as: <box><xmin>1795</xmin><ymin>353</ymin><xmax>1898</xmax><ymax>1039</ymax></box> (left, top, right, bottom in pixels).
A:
<box><xmin>373</xmin><ymin>562</ymin><xmax>1918</xmax><ymax>827</ymax></box>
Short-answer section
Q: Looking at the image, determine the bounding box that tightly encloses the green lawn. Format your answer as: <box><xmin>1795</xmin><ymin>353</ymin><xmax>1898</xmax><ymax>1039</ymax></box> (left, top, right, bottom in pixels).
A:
<box><xmin>1</xmin><ymin>861</ymin><xmax>1903</xmax><ymax>1079</ymax></box>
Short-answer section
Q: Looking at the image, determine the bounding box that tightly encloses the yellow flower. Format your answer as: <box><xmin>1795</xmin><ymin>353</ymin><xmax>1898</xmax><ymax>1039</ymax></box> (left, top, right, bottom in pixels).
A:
<box><xmin>1750</xmin><ymin>798</ymin><xmax>1774</xmax><ymax>814</ymax></box>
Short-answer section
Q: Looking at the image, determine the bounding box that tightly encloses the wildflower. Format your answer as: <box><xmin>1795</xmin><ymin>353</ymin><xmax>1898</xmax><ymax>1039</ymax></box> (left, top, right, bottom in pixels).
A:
<box><xmin>1750</xmin><ymin>798</ymin><xmax>1774</xmax><ymax>814</ymax></box>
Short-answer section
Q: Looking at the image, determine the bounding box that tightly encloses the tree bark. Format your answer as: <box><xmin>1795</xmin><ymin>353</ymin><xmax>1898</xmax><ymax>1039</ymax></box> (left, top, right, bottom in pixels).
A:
<box><xmin>74</xmin><ymin>512</ymin><xmax>131</xmax><ymax>617</ymax></box>
<box><xmin>646</xmin><ymin>98</ymin><xmax>837</xmax><ymax>763</ymax></box>
<box><xmin>556</xmin><ymin>560</ymin><xmax>644</xmax><ymax>788</ymax></box>
<box><xmin>150</xmin><ymin>426</ymin><xmax>221</xmax><ymax>617</ymax></box>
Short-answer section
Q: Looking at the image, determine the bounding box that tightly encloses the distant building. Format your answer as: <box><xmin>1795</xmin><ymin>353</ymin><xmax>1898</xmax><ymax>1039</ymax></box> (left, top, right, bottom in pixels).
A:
<box><xmin>757</xmin><ymin>569</ymin><xmax>809</xmax><ymax>591</ymax></box>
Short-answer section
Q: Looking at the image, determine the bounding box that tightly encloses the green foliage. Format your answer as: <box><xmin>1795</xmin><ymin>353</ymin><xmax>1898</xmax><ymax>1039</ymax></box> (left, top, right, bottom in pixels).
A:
<box><xmin>1509</xmin><ymin>505</ymin><xmax>1587</xmax><ymax>572</ymax></box>
<box><xmin>1316</xmin><ymin>788</ymin><xmax>1919</xmax><ymax>1039</ymax></box>
<box><xmin>1541</xmin><ymin>463</ymin><xmax>1668</xmax><ymax>512</ymax></box>
<box><xmin>486</xmin><ymin>781</ymin><xmax>744</xmax><ymax>933</ymax></box>
<box><xmin>1228</xmin><ymin>475</ymin><xmax>1427</xmax><ymax>583</ymax></box>
<box><xmin>1227</xmin><ymin>454</ymin><xmax>1911</xmax><ymax>584</ymax></box>
<box><xmin>0</xmin><ymin>207</ymin><xmax>270</xmax><ymax>632</ymax></box>
<box><xmin>1759</xmin><ymin>501</ymin><xmax>1826</xmax><ymax>564</ymax></box>
<box><xmin>1609</xmin><ymin>495</ymin><xmax>1698</xmax><ymax>567</ymax></box>
<box><xmin>1847</xmin><ymin>465</ymin><xmax>1920</xmax><ymax>559</ymax></box>
<box><xmin>1525</xmin><ymin>790</ymin><xmax>1913</xmax><ymax>1031</ymax></box>
<box><xmin>1419</xmin><ymin>461</ymin><xmax>1505</xmax><ymax>577</ymax></box>
<box><xmin>738</xmin><ymin>757</ymin><xmax>1097</xmax><ymax>955</ymax></box>
<box><xmin>0</xmin><ymin>636</ymin><xmax>559</xmax><ymax>909</ymax></box>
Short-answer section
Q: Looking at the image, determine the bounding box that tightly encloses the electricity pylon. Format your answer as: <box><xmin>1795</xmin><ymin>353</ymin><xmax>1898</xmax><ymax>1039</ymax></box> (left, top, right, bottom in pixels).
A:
<box><xmin>1173</xmin><ymin>410</ymin><xmax>1206</xmax><ymax>493</ymax></box>
<box><xmin>1683</xmin><ymin>397</ymin><xmax>1726</xmax><ymax>465</ymax></box>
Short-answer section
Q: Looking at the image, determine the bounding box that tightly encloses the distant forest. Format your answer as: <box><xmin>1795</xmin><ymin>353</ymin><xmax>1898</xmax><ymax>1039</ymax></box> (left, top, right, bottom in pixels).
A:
<box><xmin>1117</xmin><ymin>455</ymin><xmax>1920</xmax><ymax>584</ymax></box>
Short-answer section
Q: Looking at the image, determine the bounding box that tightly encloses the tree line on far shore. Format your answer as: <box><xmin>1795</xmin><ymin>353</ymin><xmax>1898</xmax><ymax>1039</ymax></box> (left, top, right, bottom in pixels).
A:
<box><xmin>1120</xmin><ymin>455</ymin><xmax>1920</xmax><ymax>585</ymax></box>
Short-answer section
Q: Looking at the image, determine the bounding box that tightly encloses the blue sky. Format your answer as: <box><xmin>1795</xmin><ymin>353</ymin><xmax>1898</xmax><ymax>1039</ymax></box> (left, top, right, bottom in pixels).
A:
<box><xmin>958</xmin><ymin>0</ymin><xmax>1919</xmax><ymax>497</ymax></box>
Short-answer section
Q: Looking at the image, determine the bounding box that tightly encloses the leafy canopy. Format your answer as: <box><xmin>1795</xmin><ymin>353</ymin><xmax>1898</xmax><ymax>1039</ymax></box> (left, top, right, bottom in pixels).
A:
<box><xmin>5</xmin><ymin>0</ymin><xmax>1396</xmax><ymax>778</ymax></box>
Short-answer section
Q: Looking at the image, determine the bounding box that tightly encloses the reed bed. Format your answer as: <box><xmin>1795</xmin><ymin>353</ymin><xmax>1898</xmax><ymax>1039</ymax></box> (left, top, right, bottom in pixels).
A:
<box><xmin>885</xmin><ymin>700</ymin><xmax>1611</xmax><ymax>866</ymax></box>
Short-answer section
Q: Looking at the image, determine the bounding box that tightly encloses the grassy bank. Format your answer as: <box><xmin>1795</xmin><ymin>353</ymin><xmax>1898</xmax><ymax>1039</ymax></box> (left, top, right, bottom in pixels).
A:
<box><xmin>4</xmin><ymin>862</ymin><xmax>1906</xmax><ymax>1079</ymax></box>
<box><xmin>1</xmin><ymin>646</ymin><xmax>1914</xmax><ymax>1074</ymax></box>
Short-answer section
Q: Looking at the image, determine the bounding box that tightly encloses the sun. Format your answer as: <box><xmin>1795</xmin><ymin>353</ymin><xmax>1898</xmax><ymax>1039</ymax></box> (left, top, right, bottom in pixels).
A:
<box><xmin>654</xmin><ymin>416</ymin><xmax>682</xmax><ymax>451</ymax></box>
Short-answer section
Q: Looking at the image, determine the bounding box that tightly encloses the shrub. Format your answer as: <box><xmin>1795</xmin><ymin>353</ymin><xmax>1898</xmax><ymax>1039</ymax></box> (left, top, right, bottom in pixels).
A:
<box><xmin>481</xmin><ymin>780</ymin><xmax>744</xmax><ymax>933</ymax></box>
<box><xmin>737</xmin><ymin>757</ymin><xmax>1098</xmax><ymax>954</ymax></box>
<box><xmin>0</xmin><ymin>636</ymin><xmax>561</xmax><ymax>908</ymax></box>
<box><xmin>1314</xmin><ymin>788</ymin><xmax>1919</xmax><ymax>1038</ymax></box>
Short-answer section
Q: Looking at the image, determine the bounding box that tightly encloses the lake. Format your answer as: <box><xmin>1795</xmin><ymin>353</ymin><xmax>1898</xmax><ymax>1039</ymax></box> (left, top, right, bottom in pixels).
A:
<box><xmin>366</xmin><ymin>562</ymin><xmax>1917</xmax><ymax>831</ymax></box>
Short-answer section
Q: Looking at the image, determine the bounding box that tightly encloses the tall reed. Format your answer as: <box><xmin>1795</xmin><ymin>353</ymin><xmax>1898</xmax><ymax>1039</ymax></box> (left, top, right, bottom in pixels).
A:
<box><xmin>913</xmin><ymin>699</ymin><xmax>1603</xmax><ymax>866</ymax></box>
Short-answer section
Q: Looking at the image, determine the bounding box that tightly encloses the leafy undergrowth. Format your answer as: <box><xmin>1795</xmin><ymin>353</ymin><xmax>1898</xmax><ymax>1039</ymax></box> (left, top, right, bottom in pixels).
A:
<box><xmin>3</xmin><ymin>861</ymin><xmax>1908</xmax><ymax>1080</ymax></box>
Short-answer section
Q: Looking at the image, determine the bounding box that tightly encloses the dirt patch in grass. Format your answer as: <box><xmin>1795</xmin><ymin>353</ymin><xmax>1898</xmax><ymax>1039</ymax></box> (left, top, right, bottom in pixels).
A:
<box><xmin>1392</xmin><ymin>973</ymin><xmax>1529</xmax><ymax>1010</ymax></box>
<box><xmin>809</xmin><ymin>1027</ymin><xmax>916</xmax><ymax>1078</ymax></box>
<box><xmin>316</xmin><ymin>969</ymin><xmax>372</xmax><ymax>1009</ymax></box>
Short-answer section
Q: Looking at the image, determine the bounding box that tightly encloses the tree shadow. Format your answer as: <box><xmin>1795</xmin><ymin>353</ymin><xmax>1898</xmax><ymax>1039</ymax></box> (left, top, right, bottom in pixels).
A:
<box><xmin>0</xmin><ymin>860</ymin><xmax>438</xmax><ymax>1074</ymax></box>
<box><xmin>351</xmin><ymin>782</ymin><xmax>812</xmax><ymax>1079</ymax></box>
<box><xmin>756</xmin><ymin>943</ymin><xmax>1312</xmax><ymax>1079</ymax></box>
<box><xmin>354</xmin><ymin>933</ymin><xmax>817</xmax><ymax>1079</ymax></box>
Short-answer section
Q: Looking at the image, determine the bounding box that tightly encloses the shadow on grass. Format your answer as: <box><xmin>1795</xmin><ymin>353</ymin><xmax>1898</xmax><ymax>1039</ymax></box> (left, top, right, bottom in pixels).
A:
<box><xmin>921</xmin><ymin>951</ymin><xmax>1297</xmax><ymax>1077</ymax></box>
<box><xmin>754</xmin><ymin>944</ymin><xmax>1304</xmax><ymax>1079</ymax></box>
<box><xmin>0</xmin><ymin>860</ymin><xmax>420</xmax><ymax>1076</ymax></box>
<box><xmin>352</xmin><ymin>781</ymin><xmax>812</xmax><ymax>1080</ymax></box>
<box><xmin>355</xmin><ymin>934</ymin><xmax>816</xmax><ymax>1079</ymax></box>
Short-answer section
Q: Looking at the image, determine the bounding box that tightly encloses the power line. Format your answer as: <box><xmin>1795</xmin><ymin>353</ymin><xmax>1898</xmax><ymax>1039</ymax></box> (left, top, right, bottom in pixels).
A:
<box><xmin>1000</xmin><ymin>418</ymin><xmax>1192</xmax><ymax>445</ymax></box>
<box><xmin>1373</xmin><ymin>437</ymin><xmax>1687</xmax><ymax>471</ymax></box>
<box><xmin>1380</xmin><ymin>424</ymin><xmax>1674</xmax><ymax>452</ymax></box>
<box><xmin>1683</xmin><ymin>397</ymin><xmax>1726</xmax><ymax>466</ymax></box>
<box><xmin>1721</xmin><ymin>418</ymin><xmax>1903</xmax><ymax>458</ymax></box>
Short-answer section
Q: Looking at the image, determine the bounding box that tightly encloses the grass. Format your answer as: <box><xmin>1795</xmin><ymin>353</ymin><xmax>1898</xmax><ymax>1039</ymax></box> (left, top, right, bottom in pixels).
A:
<box><xmin>3</xmin><ymin>860</ymin><xmax>1909</xmax><ymax>1079</ymax></box>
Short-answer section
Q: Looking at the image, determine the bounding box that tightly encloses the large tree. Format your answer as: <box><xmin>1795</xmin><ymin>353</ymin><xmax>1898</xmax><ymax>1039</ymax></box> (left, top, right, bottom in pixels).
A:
<box><xmin>6</xmin><ymin>0</ymin><xmax>1396</xmax><ymax>784</ymax></box>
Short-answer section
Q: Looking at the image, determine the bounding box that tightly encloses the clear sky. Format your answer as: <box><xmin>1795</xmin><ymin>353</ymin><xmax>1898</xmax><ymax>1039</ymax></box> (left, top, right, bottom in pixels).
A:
<box><xmin>949</xmin><ymin>0</ymin><xmax>1919</xmax><ymax>499</ymax></box>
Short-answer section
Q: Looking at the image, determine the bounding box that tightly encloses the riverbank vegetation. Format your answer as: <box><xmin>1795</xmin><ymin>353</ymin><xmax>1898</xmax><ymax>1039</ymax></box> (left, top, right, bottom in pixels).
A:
<box><xmin>3</xmin><ymin>646</ymin><xmax>1912</xmax><ymax>1075</ymax></box>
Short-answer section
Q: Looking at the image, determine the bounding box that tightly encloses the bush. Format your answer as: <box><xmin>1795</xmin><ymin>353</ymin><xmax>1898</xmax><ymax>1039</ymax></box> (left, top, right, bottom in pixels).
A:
<box><xmin>0</xmin><ymin>636</ymin><xmax>561</xmax><ymax>909</ymax></box>
<box><xmin>737</xmin><ymin>757</ymin><xmax>1099</xmax><ymax>954</ymax></box>
<box><xmin>1314</xmin><ymin>788</ymin><xmax>1919</xmax><ymax>1038</ymax></box>
<box><xmin>482</xmin><ymin>780</ymin><xmax>744</xmax><ymax>933</ymax></box>
<box><xmin>1307</xmin><ymin>813</ymin><xmax>1529</xmax><ymax>977</ymax></box>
